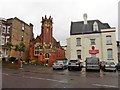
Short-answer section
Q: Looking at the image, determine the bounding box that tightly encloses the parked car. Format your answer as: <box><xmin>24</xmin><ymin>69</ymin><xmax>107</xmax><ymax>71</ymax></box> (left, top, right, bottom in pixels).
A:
<box><xmin>85</xmin><ymin>57</ymin><xmax>100</xmax><ymax>72</ymax></box>
<box><xmin>63</xmin><ymin>60</ymin><xmax>68</xmax><ymax>68</ymax></box>
<box><xmin>68</xmin><ymin>60</ymin><xmax>83</xmax><ymax>71</ymax></box>
<box><xmin>116</xmin><ymin>62</ymin><xmax>120</xmax><ymax>71</ymax></box>
<box><xmin>52</xmin><ymin>60</ymin><xmax>68</xmax><ymax>70</ymax></box>
<box><xmin>101</xmin><ymin>61</ymin><xmax>116</xmax><ymax>72</ymax></box>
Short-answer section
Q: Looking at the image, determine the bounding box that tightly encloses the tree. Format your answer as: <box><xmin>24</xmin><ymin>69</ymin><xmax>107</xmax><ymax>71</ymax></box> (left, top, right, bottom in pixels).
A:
<box><xmin>15</xmin><ymin>42</ymin><xmax>25</xmax><ymax>59</ymax></box>
<box><xmin>5</xmin><ymin>42</ymin><xmax>13</xmax><ymax>58</ymax></box>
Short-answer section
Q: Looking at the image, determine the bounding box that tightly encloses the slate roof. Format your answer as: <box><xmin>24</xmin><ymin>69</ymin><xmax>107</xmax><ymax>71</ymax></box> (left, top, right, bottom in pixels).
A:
<box><xmin>70</xmin><ymin>20</ymin><xmax>111</xmax><ymax>35</ymax></box>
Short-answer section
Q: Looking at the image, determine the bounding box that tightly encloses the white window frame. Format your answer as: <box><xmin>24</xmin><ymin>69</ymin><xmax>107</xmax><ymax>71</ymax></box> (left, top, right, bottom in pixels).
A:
<box><xmin>76</xmin><ymin>38</ymin><xmax>81</xmax><ymax>46</ymax></box>
<box><xmin>2</xmin><ymin>26</ymin><xmax>6</xmax><ymax>33</ymax></box>
<box><xmin>7</xmin><ymin>26</ymin><xmax>10</xmax><ymax>33</ymax></box>
<box><xmin>34</xmin><ymin>43</ymin><xmax>40</xmax><ymax>56</ymax></box>
<box><xmin>90</xmin><ymin>39</ymin><xmax>95</xmax><ymax>45</ymax></box>
<box><xmin>107</xmin><ymin>49</ymin><xmax>113</xmax><ymax>59</ymax></box>
<box><xmin>106</xmin><ymin>36</ymin><xmax>112</xmax><ymax>44</ymax></box>
<box><xmin>93</xmin><ymin>21</ymin><xmax>98</xmax><ymax>31</ymax></box>
<box><xmin>1</xmin><ymin>37</ymin><xmax>5</xmax><ymax>45</ymax></box>
<box><xmin>77</xmin><ymin>50</ymin><xmax>81</xmax><ymax>59</ymax></box>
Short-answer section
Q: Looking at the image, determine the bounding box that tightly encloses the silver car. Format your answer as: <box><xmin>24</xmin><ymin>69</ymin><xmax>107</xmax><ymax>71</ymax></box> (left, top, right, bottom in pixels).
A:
<box><xmin>52</xmin><ymin>60</ymin><xmax>68</xmax><ymax>70</ymax></box>
<box><xmin>101</xmin><ymin>61</ymin><xmax>116</xmax><ymax>72</ymax></box>
<box><xmin>85</xmin><ymin>57</ymin><xmax>100</xmax><ymax>72</ymax></box>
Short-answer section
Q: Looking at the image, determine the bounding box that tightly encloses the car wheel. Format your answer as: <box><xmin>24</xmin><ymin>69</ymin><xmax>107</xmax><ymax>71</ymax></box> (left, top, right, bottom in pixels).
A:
<box><xmin>114</xmin><ymin>69</ymin><xmax>116</xmax><ymax>72</ymax></box>
<box><xmin>98</xmin><ymin>69</ymin><xmax>100</xmax><ymax>72</ymax></box>
<box><xmin>68</xmin><ymin>67</ymin><xmax>71</xmax><ymax>71</ymax></box>
<box><xmin>62</xmin><ymin>67</ymin><xmax>64</xmax><ymax>70</ymax></box>
<box><xmin>86</xmin><ymin>68</ymin><xmax>88</xmax><ymax>72</ymax></box>
<box><xmin>53</xmin><ymin>68</ymin><xmax>55</xmax><ymax>70</ymax></box>
<box><xmin>78</xmin><ymin>67</ymin><xmax>81</xmax><ymax>71</ymax></box>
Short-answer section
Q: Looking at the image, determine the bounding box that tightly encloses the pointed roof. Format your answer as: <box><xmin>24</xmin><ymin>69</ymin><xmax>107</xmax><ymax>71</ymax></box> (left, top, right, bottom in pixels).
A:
<box><xmin>70</xmin><ymin>20</ymin><xmax>111</xmax><ymax>35</ymax></box>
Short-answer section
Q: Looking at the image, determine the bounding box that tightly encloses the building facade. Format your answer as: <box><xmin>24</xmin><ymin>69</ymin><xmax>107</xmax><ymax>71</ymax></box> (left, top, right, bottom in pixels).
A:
<box><xmin>29</xmin><ymin>15</ymin><xmax>65</xmax><ymax>66</ymax></box>
<box><xmin>66</xmin><ymin>14</ymin><xmax>118</xmax><ymax>64</ymax></box>
<box><xmin>117</xmin><ymin>41</ymin><xmax>120</xmax><ymax>62</ymax></box>
<box><xmin>0</xmin><ymin>17</ymin><xmax>34</xmax><ymax>61</ymax></box>
<box><xmin>0</xmin><ymin>18</ymin><xmax>11</xmax><ymax>58</ymax></box>
<box><xmin>118</xmin><ymin>1</ymin><xmax>120</xmax><ymax>41</ymax></box>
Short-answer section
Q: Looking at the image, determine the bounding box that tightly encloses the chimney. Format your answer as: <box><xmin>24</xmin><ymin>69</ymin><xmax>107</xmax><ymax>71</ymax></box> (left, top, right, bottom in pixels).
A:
<box><xmin>29</xmin><ymin>23</ymin><xmax>33</xmax><ymax>29</ymax></box>
<box><xmin>83</xmin><ymin>13</ymin><xmax>87</xmax><ymax>24</ymax></box>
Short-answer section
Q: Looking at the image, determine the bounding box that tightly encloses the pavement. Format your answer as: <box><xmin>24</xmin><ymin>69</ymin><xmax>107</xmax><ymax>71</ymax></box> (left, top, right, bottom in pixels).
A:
<box><xmin>3</xmin><ymin>64</ymin><xmax>53</xmax><ymax>74</ymax></box>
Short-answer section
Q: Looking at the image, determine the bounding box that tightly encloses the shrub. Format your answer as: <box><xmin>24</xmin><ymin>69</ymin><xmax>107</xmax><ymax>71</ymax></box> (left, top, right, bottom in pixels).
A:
<box><xmin>29</xmin><ymin>60</ymin><xmax>36</xmax><ymax>65</ymax></box>
<box><xmin>22</xmin><ymin>60</ymin><xmax>27</xmax><ymax>64</ymax></box>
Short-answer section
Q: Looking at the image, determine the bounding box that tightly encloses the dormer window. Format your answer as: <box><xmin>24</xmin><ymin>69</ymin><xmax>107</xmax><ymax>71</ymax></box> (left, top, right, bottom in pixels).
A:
<box><xmin>93</xmin><ymin>21</ymin><xmax>98</xmax><ymax>31</ymax></box>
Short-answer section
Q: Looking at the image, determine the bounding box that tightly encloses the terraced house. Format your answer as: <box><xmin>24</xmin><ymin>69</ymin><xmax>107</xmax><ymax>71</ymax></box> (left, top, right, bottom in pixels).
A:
<box><xmin>29</xmin><ymin>15</ymin><xmax>65</xmax><ymax>66</ymax></box>
<box><xmin>0</xmin><ymin>17</ymin><xmax>34</xmax><ymax>61</ymax></box>
<box><xmin>66</xmin><ymin>14</ymin><xmax>118</xmax><ymax>64</ymax></box>
<box><xmin>0</xmin><ymin>18</ymin><xmax>10</xmax><ymax>58</ymax></box>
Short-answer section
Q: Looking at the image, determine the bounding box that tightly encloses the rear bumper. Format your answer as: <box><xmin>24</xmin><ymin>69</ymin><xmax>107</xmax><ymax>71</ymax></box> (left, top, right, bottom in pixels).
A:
<box><xmin>105</xmin><ymin>67</ymin><xmax>116</xmax><ymax>71</ymax></box>
<box><xmin>53</xmin><ymin>66</ymin><xmax>63</xmax><ymax>69</ymax></box>
<box><xmin>86</xmin><ymin>66</ymin><xmax>100</xmax><ymax>70</ymax></box>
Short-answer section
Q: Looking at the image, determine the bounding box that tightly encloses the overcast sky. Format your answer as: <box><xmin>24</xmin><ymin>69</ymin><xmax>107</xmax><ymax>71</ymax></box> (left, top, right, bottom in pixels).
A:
<box><xmin>1</xmin><ymin>0</ymin><xmax>119</xmax><ymax>45</ymax></box>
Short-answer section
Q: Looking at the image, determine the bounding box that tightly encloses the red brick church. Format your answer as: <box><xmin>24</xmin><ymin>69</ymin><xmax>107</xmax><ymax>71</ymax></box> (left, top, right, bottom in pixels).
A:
<box><xmin>29</xmin><ymin>15</ymin><xmax>65</xmax><ymax>66</ymax></box>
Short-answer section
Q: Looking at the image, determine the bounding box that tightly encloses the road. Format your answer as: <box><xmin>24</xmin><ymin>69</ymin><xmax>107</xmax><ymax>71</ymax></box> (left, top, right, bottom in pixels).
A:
<box><xmin>2</xmin><ymin>65</ymin><xmax>119</xmax><ymax>88</ymax></box>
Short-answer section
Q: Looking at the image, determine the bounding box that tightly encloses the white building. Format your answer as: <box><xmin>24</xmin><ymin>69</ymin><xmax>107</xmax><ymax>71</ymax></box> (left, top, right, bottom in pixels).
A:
<box><xmin>66</xmin><ymin>14</ymin><xmax>118</xmax><ymax>64</ymax></box>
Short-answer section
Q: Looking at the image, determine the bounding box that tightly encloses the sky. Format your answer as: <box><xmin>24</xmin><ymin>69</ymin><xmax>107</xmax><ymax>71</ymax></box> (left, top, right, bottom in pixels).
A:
<box><xmin>0</xmin><ymin>0</ymin><xmax>119</xmax><ymax>45</ymax></box>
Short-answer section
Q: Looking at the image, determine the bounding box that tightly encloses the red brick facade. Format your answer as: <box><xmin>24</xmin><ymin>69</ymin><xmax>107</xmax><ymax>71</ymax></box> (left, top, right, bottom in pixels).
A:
<box><xmin>29</xmin><ymin>16</ymin><xmax>65</xmax><ymax>66</ymax></box>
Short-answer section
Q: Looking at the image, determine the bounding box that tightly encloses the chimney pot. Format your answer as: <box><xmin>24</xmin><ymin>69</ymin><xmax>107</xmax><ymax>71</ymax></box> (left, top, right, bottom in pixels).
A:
<box><xmin>83</xmin><ymin>13</ymin><xmax>87</xmax><ymax>24</ymax></box>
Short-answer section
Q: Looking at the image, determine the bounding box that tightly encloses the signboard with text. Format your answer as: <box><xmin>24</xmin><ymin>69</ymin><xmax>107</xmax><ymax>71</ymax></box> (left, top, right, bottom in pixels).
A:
<box><xmin>89</xmin><ymin>50</ymin><xmax>99</xmax><ymax>54</ymax></box>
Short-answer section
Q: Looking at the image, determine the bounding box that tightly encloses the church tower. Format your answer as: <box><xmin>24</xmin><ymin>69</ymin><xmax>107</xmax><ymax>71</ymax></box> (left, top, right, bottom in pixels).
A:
<box><xmin>41</xmin><ymin>15</ymin><xmax>53</xmax><ymax>48</ymax></box>
<box><xmin>29</xmin><ymin>15</ymin><xmax>65</xmax><ymax>66</ymax></box>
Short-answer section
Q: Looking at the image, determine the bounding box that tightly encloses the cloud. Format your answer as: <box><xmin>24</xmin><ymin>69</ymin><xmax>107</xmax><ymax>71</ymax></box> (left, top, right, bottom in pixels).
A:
<box><xmin>0</xmin><ymin>0</ymin><xmax>119</xmax><ymax>45</ymax></box>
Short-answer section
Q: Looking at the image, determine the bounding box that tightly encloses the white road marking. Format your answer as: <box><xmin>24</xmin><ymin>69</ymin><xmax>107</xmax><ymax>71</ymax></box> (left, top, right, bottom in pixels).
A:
<box><xmin>2</xmin><ymin>73</ymin><xmax>67</xmax><ymax>83</ymax></box>
<box><xmin>25</xmin><ymin>76</ymin><xmax>67</xmax><ymax>83</ymax></box>
<box><xmin>92</xmin><ymin>84</ymin><xmax>118</xmax><ymax>88</ymax></box>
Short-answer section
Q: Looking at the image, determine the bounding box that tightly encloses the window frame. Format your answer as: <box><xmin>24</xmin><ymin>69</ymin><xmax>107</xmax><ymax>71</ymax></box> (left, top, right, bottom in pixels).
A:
<box><xmin>34</xmin><ymin>43</ymin><xmax>40</xmax><ymax>56</ymax></box>
<box><xmin>76</xmin><ymin>38</ymin><xmax>81</xmax><ymax>46</ymax></box>
<box><xmin>107</xmin><ymin>49</ymin><xmax>113</xmax><ymax>59</ymax></box>
<box><xmin>93</xmin><ymin>21</ymin><xmax>99</xmax><ymax>31</ymax></box>
<box><xmin>106</xmin><ymin>35</ymin><xmax>112</xmax><ymax>45</ymax></box>
<box><xmin>77</xmin><ymin>50</ymin><xmax>82</xmax><ymax>59</ymax></box>
<box><xmin>90</xmin><ymin>39</ymin><xmax>96</xmax><ymax>45</ymax></box>
<box><xmin>45</xmin><ymin>53</ymin><xmax>50</xmax><ymax>59</ymax></box>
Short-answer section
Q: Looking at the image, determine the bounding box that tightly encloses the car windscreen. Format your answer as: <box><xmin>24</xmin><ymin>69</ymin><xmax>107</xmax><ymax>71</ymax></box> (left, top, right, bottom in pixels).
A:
<box><xmin>63</xmin><ymin>60</ymin><xmax>68</xmax><ymax>64</ymax></box>
<box><xmin>69</xmin><ymin>60</ymin><xmax>77</xmax><ymax>63</ymax></box>
<box><xmin>55</xmin><ymin>60</ymin><xmax>63</xmax><ymax>64</ymax></box>
<box><xmin>86</xmin><ymin>58</ymin><xmax>99</xmax><ymax>64</ymax></box>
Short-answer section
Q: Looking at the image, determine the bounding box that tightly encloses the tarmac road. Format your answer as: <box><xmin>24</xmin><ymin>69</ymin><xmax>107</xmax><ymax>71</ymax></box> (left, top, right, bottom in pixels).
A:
<box><xmin>2</xmin><ymin>65</ymin><xmax>119</xmax><ymax>88</ymax></box>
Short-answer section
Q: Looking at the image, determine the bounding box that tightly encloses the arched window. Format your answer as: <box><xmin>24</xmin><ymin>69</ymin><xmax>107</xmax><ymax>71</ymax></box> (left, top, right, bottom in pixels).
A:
<box><xmin>34</xmin><ymin>43</ymin><xmax>40</xmax><ymax>56</ymax></box>
<box><xmin>77</xmin><ymin>50</ymin><xmax>81</xmax><ymax>59</ymax></box>
<box><xmin>45</xmin><ymin>53</ymin><xmax>49</xmax><ymax>58</ymax></box>
<box><xmin>93</xmin><ymin>21</ymin><xmax>98</xmax><ymax>31</ymax></box>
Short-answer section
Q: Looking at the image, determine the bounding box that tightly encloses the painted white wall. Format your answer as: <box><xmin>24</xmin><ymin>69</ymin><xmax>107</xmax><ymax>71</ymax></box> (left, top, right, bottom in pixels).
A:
<box><xmin>66</xmin><ymin>28</ymin><xmax>118</xmax><ymax>64</ymax></box>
